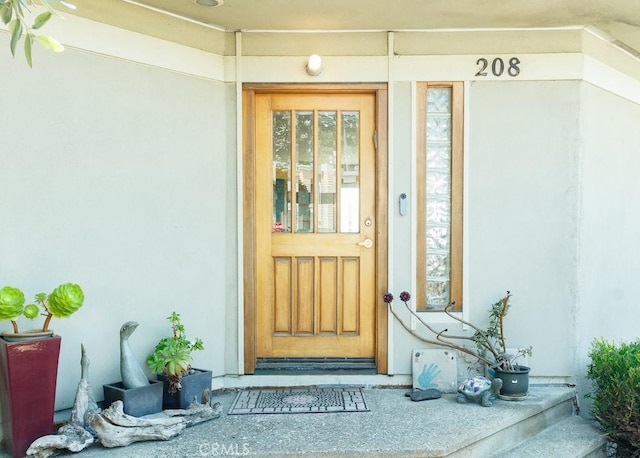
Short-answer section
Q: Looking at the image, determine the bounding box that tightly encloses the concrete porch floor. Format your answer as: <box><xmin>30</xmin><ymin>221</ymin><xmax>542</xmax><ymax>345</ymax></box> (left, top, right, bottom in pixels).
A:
<box><xmin>2</xmin><ymin>385</ymin><xmax>606</xmax><ymax>458</ymax></box>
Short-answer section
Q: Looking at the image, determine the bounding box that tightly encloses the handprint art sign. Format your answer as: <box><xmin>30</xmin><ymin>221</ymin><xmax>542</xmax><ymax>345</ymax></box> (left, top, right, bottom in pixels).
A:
<box><xmin>412</xmin><ymin>349</ymin><xmax>458</xmax><ymax>393</ymax></box>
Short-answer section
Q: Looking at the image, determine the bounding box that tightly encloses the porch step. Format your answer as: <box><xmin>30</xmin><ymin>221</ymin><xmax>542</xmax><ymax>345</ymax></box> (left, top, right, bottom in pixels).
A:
<box><xmin>492</xmin><ymin>415</ymin><xmax>607</xmax><ymax>457</ymax></box>
<box><xmin>11</xmin><ymin>386</ymin><xmax>607</xmax><ymax>458</ymax></box>
<box><xmin>440</xmin><ymin>387</ymin><xmax>606</xmax><ymax>458</ymax></box>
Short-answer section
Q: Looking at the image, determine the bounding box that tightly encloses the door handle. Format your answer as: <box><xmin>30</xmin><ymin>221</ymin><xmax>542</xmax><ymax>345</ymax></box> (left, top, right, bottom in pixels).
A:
<box><xmin>357</xmin><ymin>238</ymin><xmax>373</xmax><ymax>249</ymax></box>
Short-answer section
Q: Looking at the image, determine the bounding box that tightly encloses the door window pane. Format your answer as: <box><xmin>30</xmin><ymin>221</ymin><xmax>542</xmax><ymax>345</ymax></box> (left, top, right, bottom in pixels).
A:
<box><xmin>273</xmin><ymin>108</ymin><xmax>363</xmax><ymax>235</ymax></box>
<box><xmin>340</xmin><ymin>111</ymin><xmax>360</xmax><ymax>233</ymax></box>
<box><xmin>296</xmin><ymin>111</ymin><xmax>314</xmax><ymax>232</ymax></box>
<box><xmin>318</xmin><ymin>111</ymin><xmax>337</xmax><ymax>232</ymax></box>
<box><xmin>272</xmin><ymin>111</ymin><xmax>291</xmax><ymax>233</ymax></box>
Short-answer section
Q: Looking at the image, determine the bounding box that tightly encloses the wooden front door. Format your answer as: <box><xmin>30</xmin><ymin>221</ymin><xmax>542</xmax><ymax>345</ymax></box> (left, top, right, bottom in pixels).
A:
<box><xmin>254</xmin><ymin>91</ymin><xmax>377</xmax><ymax>360</ymax></box>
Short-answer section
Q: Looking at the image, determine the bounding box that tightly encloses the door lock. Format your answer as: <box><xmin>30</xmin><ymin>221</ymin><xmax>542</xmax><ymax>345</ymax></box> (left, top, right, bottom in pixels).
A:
<box><xmin>357</xmin><ymin>238</ymin><xmax>373</xmax><ymax>249</ymax></box>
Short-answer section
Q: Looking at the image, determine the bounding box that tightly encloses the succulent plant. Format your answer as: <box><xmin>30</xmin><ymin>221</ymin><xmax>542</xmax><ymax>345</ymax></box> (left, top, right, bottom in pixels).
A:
<box><xmin>0</xmin><ymin>286</ymin><xmax>26</xmax><ymax>333</ymax></box>
<box><xmin>42</xmin><ymin>283</ymin><xmax>84</xmax><ymax>331</ymax></box>
<box><xmin>0</xmin><ymin>283</ymin><xmax>84</xmax><ymax>335</ymax></box>
<box><xmin>147</xmin><ymin>311</ymin><xmax>204</xmax><ymax>394</ymax></box>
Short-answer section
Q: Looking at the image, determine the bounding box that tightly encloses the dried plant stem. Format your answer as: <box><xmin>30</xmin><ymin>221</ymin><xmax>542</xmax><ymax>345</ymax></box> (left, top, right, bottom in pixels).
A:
<box><xmin>498</xmin><ymin>295</ymin><xmax>509</xmax><ymax>353</ymax></box>
<box><xmin>388</xmin><ymin>302</ymin><xmax>496</xmax><ymax>367</ymax></box>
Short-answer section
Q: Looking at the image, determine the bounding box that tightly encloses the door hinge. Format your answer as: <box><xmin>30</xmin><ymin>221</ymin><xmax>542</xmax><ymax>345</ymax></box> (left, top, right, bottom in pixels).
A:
<box><xmin>373</xmin><ymin>130</ymin><xmax>378</xmax><ymax>152</ymax></box>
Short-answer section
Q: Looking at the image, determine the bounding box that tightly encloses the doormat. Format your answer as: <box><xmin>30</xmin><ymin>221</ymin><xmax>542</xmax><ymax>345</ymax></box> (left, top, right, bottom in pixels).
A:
<box><xmin>228</xmin><ymin>387</ymin><xmax>369</xmax><ymax>415</ymax></box>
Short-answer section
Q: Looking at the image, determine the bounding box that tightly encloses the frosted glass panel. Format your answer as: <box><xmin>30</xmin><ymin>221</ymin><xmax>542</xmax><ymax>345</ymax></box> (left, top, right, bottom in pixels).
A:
<box><xmin>426</xmin><ymin>281</ymin><xmax>450</xmax><ymax>308</ymax></box>
<box><xmin>426</xmin><ymin>226</ymin><xmax>449</xmax><ymax>250</ymax></box>
<box><xmin>426</xmin><ymin>144</ymin><xmax>451</xmax><ymax>169</ymax></box>
<box><xmin>272</xmin><ymin>111</ymin><xmax>291</xmax><ymax>233</ymax></box>
<box><xmin>427</xmin><ymin>254</ymin><xmax>449</xmax><ymax>277</ymax></box>
<box><xmin>427</xmin><ymin>88</ymin><xmax>451</xmax><ymax>113</ymax></box>
<box><xmin>426</xmin><ymin>115</ymin><xmax>451</xmax><ymax>142</ymax></box>
<box><xmin>426</xmin><ymin>200</ymin><xmax>450</xmax><ymax>224</ymax></box>
<box><xmin>425</xmin><ymin>87</ymin><xmax>452</xmax><ymax>310</ymax></box>
<box><xmin>426</xmin><ymin>171</ymin><xmax>450</xmax><ymax>196</ymax></box>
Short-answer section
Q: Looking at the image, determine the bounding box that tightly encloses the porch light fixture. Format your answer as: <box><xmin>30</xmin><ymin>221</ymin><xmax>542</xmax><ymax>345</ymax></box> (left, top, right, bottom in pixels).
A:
<box><xmin>305</xmin><ymin>54</ymin><xmax>322</xmax><ymax>76</ymax></box>
<box><xmin>195</xmin><ymin>0</ymin><xmax>223</xmax><ymax>6</ymax></box>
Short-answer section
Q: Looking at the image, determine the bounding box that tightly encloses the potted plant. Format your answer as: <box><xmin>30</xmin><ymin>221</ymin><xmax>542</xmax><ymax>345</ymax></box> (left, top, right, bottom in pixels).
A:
<box><xmin>102</xmin><ymin>321</ymin><xmax>164</xmax><ymax>417</ymax></box>
<box><xmin>383</xmin><ymin>290</ymin><xmax>532</xmax><ymax>399</ymax></box>
<box><xmin>147</xmin><ymin>312</ymin><xmax>210</xmax><ymax>409</ymax></box>
<box><xmin>0</xmin><ymin>283</ymin><xmax>84</xmax><ymax>340</ymax></box>
<box><xmin>0</xmin><ymin>282</ymin><xmax>84</xmax><ymax>458</ymax></box>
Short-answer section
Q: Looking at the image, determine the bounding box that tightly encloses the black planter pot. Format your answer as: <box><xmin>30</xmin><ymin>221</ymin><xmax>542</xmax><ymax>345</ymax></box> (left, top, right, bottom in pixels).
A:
<box><xmin>493</xmin><ymin>365</ymin><xmax>530</xmax><ymax>399</ymax></box>
<box><xmin>103</xmin><ymin>380</ymin><xmax>163</xmax><ymax>416</ymax></box>
<box><xmin>157</xmin><ymin>368</ymin><xmax>212</xmax><ymax>409</ymax></box>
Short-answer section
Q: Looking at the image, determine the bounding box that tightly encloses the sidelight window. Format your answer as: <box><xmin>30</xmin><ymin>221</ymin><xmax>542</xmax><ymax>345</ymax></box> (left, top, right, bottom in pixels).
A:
<box><xmin>416</xmin><ymin>82</ymin><xmax>464</xmax><ymax>311</ymax></box>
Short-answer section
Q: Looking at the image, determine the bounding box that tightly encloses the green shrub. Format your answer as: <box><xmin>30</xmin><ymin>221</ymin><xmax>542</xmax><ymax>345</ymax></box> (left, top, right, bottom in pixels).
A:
<box><xmin>587</xmin><ymin>338</ymin><xmax>640</xmax><ymax>456</ymax></box>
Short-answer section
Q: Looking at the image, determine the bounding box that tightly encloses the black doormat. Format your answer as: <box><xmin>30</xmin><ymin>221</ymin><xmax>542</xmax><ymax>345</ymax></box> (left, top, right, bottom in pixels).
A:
<box><xmin>228</xmin><ymin>387</ymin><xmax>369</xmax><ymax>415</ymax></box>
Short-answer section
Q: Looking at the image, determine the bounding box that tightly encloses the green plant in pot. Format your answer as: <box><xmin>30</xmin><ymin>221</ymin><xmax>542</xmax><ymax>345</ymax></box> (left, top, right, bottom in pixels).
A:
<box><xmin>0</xmin><ymin>282</ymin><xmax>84</xmax><ymax>457</ymax></box>
<box><xmin>147</xmin><ymin>312</ymin><xmax>210</xmax><ymax>409</ymax></box>
<box><xmin>383</xmin><ymin>290</ymin><xmax>532</xmax><ymax>399</ymax></box>
<box><xmin>0</xmin><ymin>283</ymin><xmax>85</xmax><ymax>340</ymax></box>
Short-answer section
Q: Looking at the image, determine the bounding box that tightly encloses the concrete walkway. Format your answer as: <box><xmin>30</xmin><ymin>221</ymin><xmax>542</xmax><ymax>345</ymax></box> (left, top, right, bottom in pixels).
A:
<box><xmin>2</xmin><ymin>385</ymin><xmax>598</xmax><ymax>458</ymax></box>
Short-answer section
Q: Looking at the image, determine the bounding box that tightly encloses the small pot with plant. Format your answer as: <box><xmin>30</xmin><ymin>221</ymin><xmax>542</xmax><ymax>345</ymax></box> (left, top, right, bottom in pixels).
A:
<box><xmin>147</xmin><ymin>311</ymin><xmax>210</xmax><ymax>409</ymax></box>
<box><xmin>383</xmin><ymin>290</ymin><xmax>532</xmax><ymax>399</ymax></box>
<box><xmin>0</xmin><ymin>282</ymin><xmax>85</xmax><ymax>458</ymax></box>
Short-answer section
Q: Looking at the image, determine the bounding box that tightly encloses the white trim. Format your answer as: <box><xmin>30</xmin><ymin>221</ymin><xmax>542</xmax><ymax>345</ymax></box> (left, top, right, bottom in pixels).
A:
<box><xmin>241</xmin><ymin>56</ymin><xmax>388</xmax><ymax>83</ymax></box>
<box><xmin>410</xmin><ymin>80</ymin><xmax>418</xmax><ymax>331</ymax></box>
<box><xmin>386</xmin><ymin>31</ymin><xmax>395</xmax><ymax>374</ymax></box>
<box><xmin>121</xmin><ymin>0</ymin><xmax>227</xmax><ymax>31</ymax></box>
<box><xmin>391</xmin><ymin>54</ymin><xmax>584</xmax><ymax>82</ymax></box>
<box><xmin>583</xmin><ymin>55</ymin><xmax>640</xmax><ymax>105</ymax></box>
<box><xmin>6</xmin><ymin>11</ymin><xmax>225</xmax><ymax>80</ymax></box>
<box><xmin>240</xmin><ymin>26</ymin><xmax>586</xmax><ymax>34</ymax></box>
<box><xmin>236</xmin><ymin>32</ymin><xmax>245</xmax><ymax>376</ymax></box>
<box><xmin>462</xmin><ymin>80</ymin><xmax>471</xmax><ymax>326</ymax></box>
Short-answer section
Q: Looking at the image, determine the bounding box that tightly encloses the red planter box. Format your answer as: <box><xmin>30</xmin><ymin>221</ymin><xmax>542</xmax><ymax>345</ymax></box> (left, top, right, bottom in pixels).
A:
<box><xmin>0</xmin><ymin>336</ymin><xmax>61</xmax><ymax>458</ymax></box>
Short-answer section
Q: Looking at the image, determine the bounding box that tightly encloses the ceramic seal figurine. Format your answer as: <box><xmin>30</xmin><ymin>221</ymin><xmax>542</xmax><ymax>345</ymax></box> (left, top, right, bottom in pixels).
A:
<box><xmin>120</xmin><ymin>321</ymin><xmax>149</xmax><ymax>389</ymax></box>
<box><xmin>456</xmin><ymin>376</ymin><xmax>503</xmax><ymax>407</ymax></box>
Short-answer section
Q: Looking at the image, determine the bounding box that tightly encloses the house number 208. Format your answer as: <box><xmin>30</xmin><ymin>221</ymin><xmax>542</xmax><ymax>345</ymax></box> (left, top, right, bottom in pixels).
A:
<box><xmin>475</xmin><ymin>57</ymin><xmax>521</xmax><ymax>77</ymax></box>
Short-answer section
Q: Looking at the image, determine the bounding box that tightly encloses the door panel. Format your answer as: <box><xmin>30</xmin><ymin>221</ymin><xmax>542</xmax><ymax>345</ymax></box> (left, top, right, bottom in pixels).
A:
<box><xmin>255</xmin><ymin>92</ymin><xmax>376</xmax><ymax>359</ymax></box>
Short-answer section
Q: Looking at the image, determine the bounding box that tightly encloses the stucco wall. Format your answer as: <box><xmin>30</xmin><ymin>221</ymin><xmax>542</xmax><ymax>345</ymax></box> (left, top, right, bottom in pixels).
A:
<box><xmin>2</xmin><ymin>20</ymin><xmax>640</xmax><ymax>444</ymax></box>
<box><xmin>389</xmin><ymin>80</ymin><xmax>582</xmax><ymax>378</ymax></box>
<box><xmin>466</xmin><ymin>80</ymin><xmax>581</xmax><ymax>378</ymax></box>
<box><xmin>576</xmin><ymin>82</ymin><xmax>640</xmax><ymax>414</ymax></box>
<box><xmin>0</xmin><ymin>47</ymin><xmax>232</xmax><ymax>412</ymax></box>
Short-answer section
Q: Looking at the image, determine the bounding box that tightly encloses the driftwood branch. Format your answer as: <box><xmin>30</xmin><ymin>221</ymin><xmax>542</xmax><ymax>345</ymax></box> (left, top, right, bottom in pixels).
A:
<box><xmin>27</xmin><ymin>344</ymin><xmax>99</xmax><ymax>458</ymax></box>
<box><xmin>26</xmin><ymin>424</ymin><xmax>94</xmax><ymax>458</ymax></box>
<box><xmin>27</xmin><ymin>344</ymin><xmax>222</xmax><ymax>456</ymax></box>
<box><xmin>88</xmin><ymin>393</ymin><xmax>222</xmax><ymax>448</ymax></box>
<box><xmin>87</xmin><ymin>402</ymin><xmax>186</xmax><ymax>448</ymax></box>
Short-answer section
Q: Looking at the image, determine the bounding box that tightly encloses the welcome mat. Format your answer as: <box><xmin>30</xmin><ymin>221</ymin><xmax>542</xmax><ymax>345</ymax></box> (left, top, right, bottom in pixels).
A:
<box><xmin>228</xmin><ymin>387</ymin><xmax>369</xmax><ymax>415</ymax></box>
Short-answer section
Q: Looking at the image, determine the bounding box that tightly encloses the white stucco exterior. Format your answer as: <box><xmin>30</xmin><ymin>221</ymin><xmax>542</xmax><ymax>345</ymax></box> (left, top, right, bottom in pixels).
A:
<box><xmin>1</xmin><ymin>14</ymin><xmax>640</xmax><ymax>437</ymax></box>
